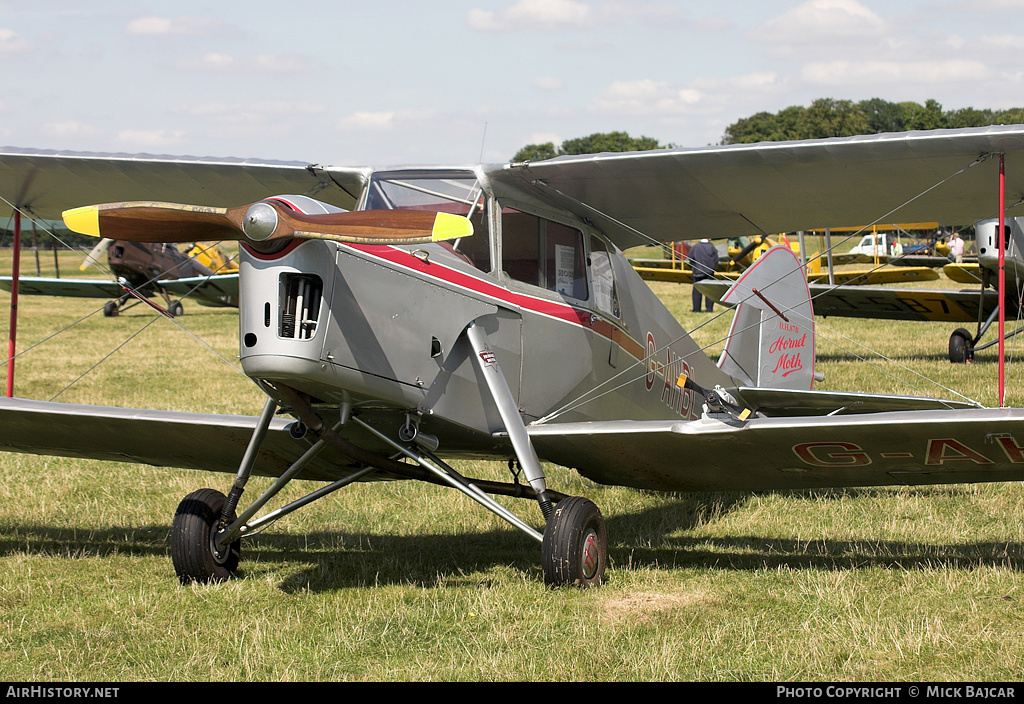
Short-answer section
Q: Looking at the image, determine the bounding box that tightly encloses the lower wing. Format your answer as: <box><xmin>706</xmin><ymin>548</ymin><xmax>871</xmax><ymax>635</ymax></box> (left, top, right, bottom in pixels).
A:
<box><xmin>527</xmin><ymin>406</ymin><xmax>1024</xmax><ymax>493</ymax></box>
<box><xmin>157</xmin><ymin>273</ymin><xmax>239</xmax><ymax>308</ymax></box>
<box><xmin>0</xmin><ymin>276</ymin><xmax>126</xmax><ymax>299</ymax></box>
<box><xmin>0</xmin><ymin>397</ymin><xmax>355</xmax><ymax>481</ymax></box>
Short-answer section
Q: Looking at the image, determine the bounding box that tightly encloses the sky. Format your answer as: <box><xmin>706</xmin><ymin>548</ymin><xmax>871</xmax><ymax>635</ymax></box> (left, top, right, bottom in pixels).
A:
<box><xmin>1</xmin><ymin>0</ymin><xmax>1023</xmax><ymax>167</ymax></box>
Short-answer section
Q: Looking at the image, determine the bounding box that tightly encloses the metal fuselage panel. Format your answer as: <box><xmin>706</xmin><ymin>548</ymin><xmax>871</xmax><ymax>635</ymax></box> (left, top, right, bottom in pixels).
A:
<box><xmin>236</xmin><ymin>216</ymin><xmax>737</xmax><ymax>462</ymax></box>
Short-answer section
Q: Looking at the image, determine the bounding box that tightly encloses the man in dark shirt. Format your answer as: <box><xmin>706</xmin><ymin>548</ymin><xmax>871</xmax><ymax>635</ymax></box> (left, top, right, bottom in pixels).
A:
<box><xmin>687</xmin><ymin>238</ymin><xmax>720</xmax><ymax>312</ymax></box>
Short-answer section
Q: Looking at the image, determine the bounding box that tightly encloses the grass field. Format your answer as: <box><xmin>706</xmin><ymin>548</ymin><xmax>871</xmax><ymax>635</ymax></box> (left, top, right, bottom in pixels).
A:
<box><xmin>1</xmin><ymin>247</ymin><xmax>1023</xmax><ymax>681</ymax></box>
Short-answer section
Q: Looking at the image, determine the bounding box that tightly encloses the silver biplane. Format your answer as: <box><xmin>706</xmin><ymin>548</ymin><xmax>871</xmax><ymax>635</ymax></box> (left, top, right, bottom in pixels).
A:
<box><xmin>2</xmin><ymin>127</ymin><xmax>1024</xmax><ymax>587</ymax></box>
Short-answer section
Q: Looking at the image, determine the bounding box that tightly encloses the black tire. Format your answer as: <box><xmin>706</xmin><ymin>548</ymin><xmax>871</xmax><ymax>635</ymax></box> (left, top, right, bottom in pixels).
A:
<box><xmin>171</xmin><ymin>488</ymin><xmax>240</xmax><ymax>584</ymax></box>
<box><xmin>949</xmin><ymin>328</ymin><xmax>974</xmax><ymax>364</ymax></box>
<box><xmin>103</xmin><ymin>301</ymin><xmax>118</xmax><ymax>317</ymax></box>
<box><xmin>169</xmin><ymin>300</ymin><xmax>184</xmax><ymax>317</ymax></box>
<box><xmin>541</xmin><ymin>496</ymin><xmax>607</xmax><ymax>587</ymax></box>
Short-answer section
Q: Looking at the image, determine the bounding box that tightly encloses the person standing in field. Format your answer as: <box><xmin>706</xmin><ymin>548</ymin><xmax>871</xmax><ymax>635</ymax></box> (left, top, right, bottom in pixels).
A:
<box><xmin>949</xmin><ymin>232</ymin><xmax>965</xmax><ymax>263</ymax></box>
<box><xmin>687</xmin><ymin>238</ymin><xmax>720</xmax><ymax>313</ymax></box>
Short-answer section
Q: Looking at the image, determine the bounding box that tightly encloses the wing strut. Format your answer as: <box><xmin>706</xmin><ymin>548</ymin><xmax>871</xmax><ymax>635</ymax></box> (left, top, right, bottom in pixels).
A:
<box><xmin>5</xmin><ymin>210</ymin><xmax>19</xmax><ymax>397</ymax></box>
<box><xmin>466</xmin><ymin>321</ymin><xmax>555</xmax><ymax>519</ymax></box>
<box><xmin>999</xmin><ymin>153</ymin><xmax>1006</xmax><ymax>407</ymax></box>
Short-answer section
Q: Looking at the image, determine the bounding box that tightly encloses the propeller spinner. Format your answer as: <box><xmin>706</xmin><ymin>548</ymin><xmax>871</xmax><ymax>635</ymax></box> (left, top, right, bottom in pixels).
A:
<box><xmin>62</xmin><ymin>200</ymin><xmax>474</xmax><ymax>246</ymax></box>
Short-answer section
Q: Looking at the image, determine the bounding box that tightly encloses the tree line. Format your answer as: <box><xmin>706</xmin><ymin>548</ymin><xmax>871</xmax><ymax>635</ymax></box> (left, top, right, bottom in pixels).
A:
<box><xmin>512</xmin><ymin>99</ymin><xmax>1024</xmax><ymax>160</ymax></box>
<box><xmin>722</xmin><ymin>98</ymin><xmax>1024</xmax><ymax>144</ymax></box>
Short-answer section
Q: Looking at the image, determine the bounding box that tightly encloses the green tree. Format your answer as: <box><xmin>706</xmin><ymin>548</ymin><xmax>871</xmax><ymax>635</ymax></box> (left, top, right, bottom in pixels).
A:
<box><xmin>906</xmin><ymin>99</ymin><xmax>946</xmax><ymax>130</ymax></box>
<box><xmin>722</xmin><ymin>98</ymin><xmax>1024</xmax><ymax>145</ymax></box>
<box><xmin>512</xmin><ymin>131</ymin><xmax>667</xmax><ymax>162</ymax></box>
<box><xmin>798</xmin><ymin>98</ymin><xmax>870</xmax><ymax>139</ymax></box>
<box><xmin>512</xmin><ymin>142</ymin><xmax>559</xmax><ymax>162</ymax></box>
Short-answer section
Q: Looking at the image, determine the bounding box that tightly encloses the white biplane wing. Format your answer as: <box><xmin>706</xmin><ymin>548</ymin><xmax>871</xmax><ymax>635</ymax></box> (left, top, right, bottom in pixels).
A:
<box><xmin>0</xmin><ymin>147</ymin><xmax>366</xmax><ymax>219</ymax></box>
<box><xmin>527</xmin><ymin>408</ymin><xmax>1024</xmax><ymax>493</ymax></box>
<box><xmin>490</xmin><ymin>126</ymin><xmax>1024</xmax><ymax>248</ymax></box>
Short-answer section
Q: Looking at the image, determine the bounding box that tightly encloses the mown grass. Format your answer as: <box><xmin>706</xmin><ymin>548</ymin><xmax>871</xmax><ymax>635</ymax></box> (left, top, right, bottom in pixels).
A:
<box><xmin>1</xmin><ymin>247</ymin><xmax>1023</xmax><ymax>681</ymax></box>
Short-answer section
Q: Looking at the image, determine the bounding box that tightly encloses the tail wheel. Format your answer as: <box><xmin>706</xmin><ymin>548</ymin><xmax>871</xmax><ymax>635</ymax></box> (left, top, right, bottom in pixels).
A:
<box><xmin>542</xmin><ymin>496</ymin><xmax>607</xmax><ymax>587</ymax></box>
<box><xmin>171</xmin><ymin>488</ymin><xmax>240</xmax><ymax>584</ymax></box>
<box><xmin>949</xmin><ymin>328</ymin><xmax>974</xmax><ymax>364</ymax></box>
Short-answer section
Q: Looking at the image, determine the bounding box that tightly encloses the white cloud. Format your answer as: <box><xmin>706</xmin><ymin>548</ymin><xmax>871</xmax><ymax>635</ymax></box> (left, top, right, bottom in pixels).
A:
<box><xmin>525</xmin><ymin>132</ymin><xmax>562</xmax><ymax>146</ymax></box>
<box><xmin>124</xmin><ymin>16</ymin><xmax>224</xmax><ymax>36</ymax></box>
<box><xmin>981</xmin><ymin>33</ymin><xmax>1024</xmax><ymax>49</ymax></box>
<box><xmin>468</xmin><ymin>0</ymin><xmax>689</xmax><ymax>32</ymax></box>
<box><xmin>43</xmin><ymin>121</ymin><xmax>101</xmax><ymax>139</ymax></box>
<box><xmin>757</xmin><ymin>0</ymin><xmax>885</xmax><ymax>40</ymax></box>
<box><xmin>171</xmin><ymin>102</ymin><xmax>325</xmax><ymax>120</ymax></box>
<box><xmin>802</xmin><ymin>59</ymin><xmax>989</xmax><ymax>85</ymax></box>
<box><xmin>116</xmin><ymin>129</ymin><xmax>186</xmax><ymax>150</ymax></box>
<box><xmin>0</xmin><ymin>29</ymin><xmax>31</xmax><ymax>56</ymax></box>
<box><xmin>182</xmin><ymin>52</ymin><xmax>307</xmax><ymax>73</ymax></box>
<box><xmin>533</xmin><ymin>76</ymin><xmax>565</xmax><ymax>91</ymax></box>
<box><xmin>592</xmin><ymin>79</ymin><xmax>704</xmax><ymax>115</ymax></box>
<box><xmin>727</xmin><ymin>73</ymin><xmax>780</xmax><ymax>91</ymax></box>
<box><xmin>337</xmin><ymin>111</ymin><xmax>396</xmax><ymax>131</ymax></box>
<box><xmin>468</xmin><ymin>0</ymin><xmax>594</xmax><ymax>32</ymax></box>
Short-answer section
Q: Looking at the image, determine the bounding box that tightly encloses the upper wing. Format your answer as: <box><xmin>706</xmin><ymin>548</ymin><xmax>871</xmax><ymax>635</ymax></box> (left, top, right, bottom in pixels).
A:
<box><xmin>490</xmin><ymin>126</ymin><xmax>1024</xmax><ymax>249</ymax></box>
<box><xmin>0</xmin><ymin>148</ymin><xmax>364</xmax><ymax>220</ymax></box>
<box><xmin>0</xmin><ymin>276</ymin><xmax>125</xmax><ymax>299</ymax></box>
<box><xmin>527</xmin><ymin>406</ymin><xmax>1024</xmax><ymax>492</ymax></box>
<box><xmin>696</xmin><ymin>279</ymin><xmax>998</xmax><ymax>322</ymax></box>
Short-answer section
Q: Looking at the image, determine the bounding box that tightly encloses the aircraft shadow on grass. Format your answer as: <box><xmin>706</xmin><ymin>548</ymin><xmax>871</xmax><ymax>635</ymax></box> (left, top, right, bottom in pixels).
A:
<box><xmin>3</xmin><ymin>485</ymin><xmax>1021</xmax><ymax>592</ymax></box>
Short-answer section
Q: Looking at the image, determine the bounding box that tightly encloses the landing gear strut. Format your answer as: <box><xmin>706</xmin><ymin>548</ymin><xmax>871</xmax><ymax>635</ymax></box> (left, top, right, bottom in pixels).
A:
<box><xmin>167</xmin><ymin>363</ymin><xmax>611</xmax><ymax>587</ymax></box>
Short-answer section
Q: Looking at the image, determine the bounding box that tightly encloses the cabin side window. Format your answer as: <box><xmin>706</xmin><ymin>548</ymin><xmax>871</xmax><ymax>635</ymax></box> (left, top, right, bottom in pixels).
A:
<box><xmin>501</xmin><ymin>208</ymin><xmax>588</xmax><ymax>301</ymax></box>
<box><xmin>589</xmin><ymin>235</ymin><xmax>620</xmax><ymax>319</ymax></box>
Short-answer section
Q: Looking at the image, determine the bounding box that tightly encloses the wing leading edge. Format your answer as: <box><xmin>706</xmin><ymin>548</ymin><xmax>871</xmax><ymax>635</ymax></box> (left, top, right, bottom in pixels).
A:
<box><xmin>0</xmin><ymin>397</ymin><xmax>364</xmax><ymax>481</ymax></box>
<box><xmin>527</xmin><ymin>407</ymin><xmax>1024</xmax><ymax>492</ymax></box>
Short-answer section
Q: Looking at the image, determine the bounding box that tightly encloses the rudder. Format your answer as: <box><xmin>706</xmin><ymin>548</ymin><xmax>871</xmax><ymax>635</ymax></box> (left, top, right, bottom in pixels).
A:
<box><xmin>717</xmin><ymin>245</ymin><xmax>815</xmax><ymax>390</ymax></box>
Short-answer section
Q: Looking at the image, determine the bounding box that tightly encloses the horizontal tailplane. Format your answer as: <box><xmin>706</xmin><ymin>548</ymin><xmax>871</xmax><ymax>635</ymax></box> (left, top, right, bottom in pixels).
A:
<box><xmin>717</xmin><ymin>245</ymin><xmax>815</xmax><ymax>389</ymax></box>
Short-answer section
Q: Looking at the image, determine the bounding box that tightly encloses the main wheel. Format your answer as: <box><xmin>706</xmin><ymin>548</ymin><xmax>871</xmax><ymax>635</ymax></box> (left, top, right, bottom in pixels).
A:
<box><xmin>171</xmin><ymin>488</ymin><xmax>240</xmax><ymax>584</ymax></box>
<box><xmin>542</xmin><ymin>496</ymin><xmax>607</xmax><ymax>587</ymax></box>
<box><xmin>168</xmin><ymin>300</ymin><xmax>184</xmax><ymax>317</ymax></box>
<box><xmin>949</xmin><ymin>328</ymin><xmax>974</xmax><ymax>364</ymax></box>
<box><xmin>103</xmin><ymin>300</ymin><xmax>118</xmax><ymax>317</ymax></box>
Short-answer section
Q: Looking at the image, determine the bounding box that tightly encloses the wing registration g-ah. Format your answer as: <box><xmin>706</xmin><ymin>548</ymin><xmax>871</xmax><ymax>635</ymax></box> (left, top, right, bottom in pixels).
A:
<box><xmin>1</xmin><ymin>127</ymin><xmax>1024</xmax><ymax>587</ymax></box>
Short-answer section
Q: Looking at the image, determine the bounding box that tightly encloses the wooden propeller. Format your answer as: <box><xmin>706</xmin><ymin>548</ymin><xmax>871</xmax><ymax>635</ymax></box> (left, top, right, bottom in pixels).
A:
<box><xmin>62</xmin><ymin>200</ymin><xmax>474</xmax><ymax>246</ymax></box>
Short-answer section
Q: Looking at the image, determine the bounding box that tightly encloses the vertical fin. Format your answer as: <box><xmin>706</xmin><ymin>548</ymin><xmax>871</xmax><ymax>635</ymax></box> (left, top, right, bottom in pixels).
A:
<box><xmin>717</xmin><ymin>245</ymin><xmax>815</xmax><ymax>390</ymax></box>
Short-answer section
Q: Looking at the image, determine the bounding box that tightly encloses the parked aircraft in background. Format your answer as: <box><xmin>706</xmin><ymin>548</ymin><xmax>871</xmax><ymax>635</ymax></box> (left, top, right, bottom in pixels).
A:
<box><xmin>0</xmin><ymin>239</ymin><xmax>238</xmax><ymax>317</ymax></box>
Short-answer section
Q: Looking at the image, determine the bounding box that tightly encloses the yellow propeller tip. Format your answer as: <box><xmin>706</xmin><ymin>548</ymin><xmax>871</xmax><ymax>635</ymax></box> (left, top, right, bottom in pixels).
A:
<box><xmin>430</xmin><ymin>212</ymin><xmax>474</xmax><ymax>242</ymax></box>
<box><xmin>675</xmin><ymin>373</ymin><xmax>688</xmax><ymax>389</ymax></box>
<box><xmin>62</xmin><ymin>206</ymin><xmax>101</xmax><ymax>237</ymax></box>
